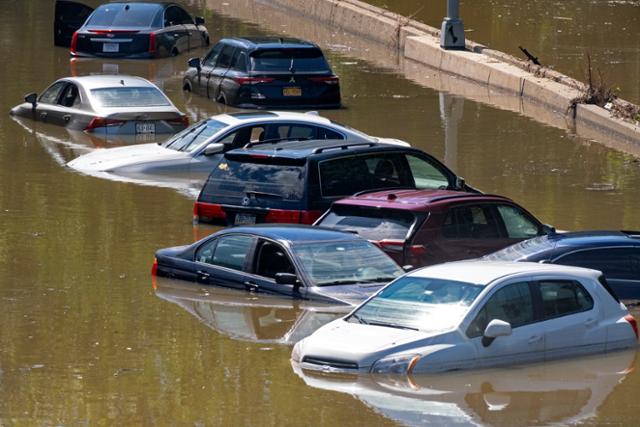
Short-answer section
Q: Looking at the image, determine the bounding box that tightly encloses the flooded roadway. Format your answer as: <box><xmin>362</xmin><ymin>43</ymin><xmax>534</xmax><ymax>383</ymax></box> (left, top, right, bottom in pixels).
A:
<box><xmin>1</xmin><ymin>0</ymin><xmax>640</xmax><ymax>425</ymax></box>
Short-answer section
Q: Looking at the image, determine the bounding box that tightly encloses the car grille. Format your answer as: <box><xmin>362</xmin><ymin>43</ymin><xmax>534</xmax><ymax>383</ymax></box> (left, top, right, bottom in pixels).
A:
<box><xmin>302</xmin><ymin>356</ymin><xmax>359</xmax><ymax>370</ymax></box>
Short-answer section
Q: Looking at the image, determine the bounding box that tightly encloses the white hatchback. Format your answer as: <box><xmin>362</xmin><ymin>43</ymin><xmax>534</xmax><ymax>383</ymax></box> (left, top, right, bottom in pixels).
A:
<box><xmin>292</xmin><ymin>261</ymin><xmax>638</xmax><ymax>374</ymax></box>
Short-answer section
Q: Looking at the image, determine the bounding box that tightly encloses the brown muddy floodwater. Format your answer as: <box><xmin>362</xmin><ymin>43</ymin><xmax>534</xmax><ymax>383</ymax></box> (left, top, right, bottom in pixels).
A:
<box><xmin>1</xmin><ymin>0</ymin><xmax>640</xmax><ymax>425</ymax></box>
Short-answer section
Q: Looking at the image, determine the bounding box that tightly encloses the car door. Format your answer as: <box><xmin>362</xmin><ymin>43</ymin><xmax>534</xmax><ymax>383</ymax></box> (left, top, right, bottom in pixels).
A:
<box><xmin>535</xmin><ymin>279</ymin><xmax>605</xmax><ymax>360</ymax></box>
<box><xmin>207</xmin><ymin>44</ymin><xmax>236</xmax><ymax>102</ymax></box>
<box><xmin>172</xmin><ymin>6</ymin><xmax>199</xmax><ymax>51</ymax></box>
<box><xmin>162</xmin><ymin>5</ymin><xmax>189</xmax><ymax>55</ymax></box>
<box><xmin>54</xmin><ymin>0</ymin><xmax>93</xmax><ymax>47</ymax></box>
<box><xmin>193</xmin><ymin>43</ymin><xmax>223</xmax><ymax>97</ymax></box>
<box><xmin>465</xmin><ymin>281</ymin><xmax>545</xmax><ymax>368</ymax></box>
<box><xmin>33</xmin><ymin>81</ymin><xmax>69</xmax><ymax>125</ymax></box>
<box><xmin>247</xmin><ymin>239</ymin><xmax>301</xmax><ymax>297</ymax></box>
<box><xmin>192</xmin><ymin>234</ymin><xmax>257</xmax><ymax>291</ymax></box>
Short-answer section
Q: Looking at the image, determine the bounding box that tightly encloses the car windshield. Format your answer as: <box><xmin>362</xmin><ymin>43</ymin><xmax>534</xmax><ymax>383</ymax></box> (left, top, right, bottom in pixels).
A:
<box><xmin>91</xmin><ymin>87</ymin><xmax>170</xmax><ymax>108</ymax></box>
<box><xmin>350</xmin><ymin>276</ymin><xmax>483</xmax><ymax>332</ymax></box>
<box><xmin>250</xmin><ymin>48</ymin><xmax>330</xmax><ymax>72</ymax></box>
<box><xmin>162</xmin><ymin>119</ymin><xmax>228</xmax><ymax>152</ymax></box>
<box><xmin>87</xmin><ymin>3</ymin><xmax>161</xmax><ymax>28</ymax></box>
<box><xmin>292</xmin><ymin>240</ymin><xmax>403</xmax><ymax>286</ymax></box>
<box><xmin>483</xmin><ymin>235</ymin><xmax>554</xmax><ymax>261</ymax></box>
<box><xmin>317</xmin><ymin>206</ymin><xmax>416</xmax><ymax>240</ymax></box>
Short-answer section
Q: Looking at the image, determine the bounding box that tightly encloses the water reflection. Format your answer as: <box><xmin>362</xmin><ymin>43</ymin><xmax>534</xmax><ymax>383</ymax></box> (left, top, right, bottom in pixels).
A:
<box><xmin>153</xmin><ymin>277</ymin><xmax>349</xmax><ymax>344</ymax></box>
<box><xmin>293</xmin><ymin>350</ymin><xmax>637</xmax><ymax>427</ymax></box>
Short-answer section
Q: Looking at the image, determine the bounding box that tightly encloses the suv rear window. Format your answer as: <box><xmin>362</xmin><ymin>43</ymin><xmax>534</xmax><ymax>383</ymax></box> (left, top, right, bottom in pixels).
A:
<box><xmin>250</xmin><ymin>48</ymin><xmax>330</xmax><ymax>72</ymax></box>
<box><xmin>318</xmin><ymin>206</ymin><xmax>416</xmax><ymax>241</ymax></box>
<box><xmin>201</xmin><ymin>159</ymin><xmax>306</xmax><ymax>207</ymax></box>
<box><xmin>87</xmin><ymin>4</ymin><xmax>162</xmax><ymax>27</ymax></box>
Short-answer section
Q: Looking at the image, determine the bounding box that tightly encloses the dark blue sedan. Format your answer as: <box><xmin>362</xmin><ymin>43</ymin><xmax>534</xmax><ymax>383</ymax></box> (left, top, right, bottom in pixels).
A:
<box><xmin>485</xmin><ymin>230</ymin><xmax>640</xmax><ymax>299</ymax></box>
<box><xmin>152</xmin><ymin>225</ymin><xmax>404</xmax><ymax>305</ymax></box>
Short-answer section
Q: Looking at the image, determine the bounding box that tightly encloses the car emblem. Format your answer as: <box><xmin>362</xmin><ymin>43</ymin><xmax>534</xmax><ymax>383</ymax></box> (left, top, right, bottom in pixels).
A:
<box><xmin>289</xmin><ymin>76</ymin><xmax>296</xmax><ymax>84</ymax></box>
<box><xmin>107</xmin><ymin>33</ymin><xmax>114</xmax><ymax>38</ymax></box>
<box><xmin>242</xmin><ymin>196</ymin><xmax>250</xmax><ymax>206</ymax></box>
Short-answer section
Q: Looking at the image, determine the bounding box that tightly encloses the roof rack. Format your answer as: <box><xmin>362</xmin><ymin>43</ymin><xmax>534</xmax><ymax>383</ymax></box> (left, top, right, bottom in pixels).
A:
<box><xmin>243</xmin><ymin>136</ymin><xmax>310</xmax><ymax>149</ymax></box>
<box><xmin>312</xmin><ymin>142</ymin><xmax>376</xmax><ymax>154</ymax></box>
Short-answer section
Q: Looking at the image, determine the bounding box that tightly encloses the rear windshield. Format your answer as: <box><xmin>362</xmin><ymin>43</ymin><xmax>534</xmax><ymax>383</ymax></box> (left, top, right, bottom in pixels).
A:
<box><xmin>87</xmin><ymin>3</ymin><xmax>161</xmax><ymax>28</ymax></box>
<box><xmin>318</xmin><ymin>206</ymin><xmax>416</xmax><ymax>241</ymax></box>
<box><xmin>250</xmin><ymin>48</ymin><xmax>330</xmax><ymax>72</ymax></box>
<box><xmin>483</xmin><ymin>235</ymin><xmax>554</xmax><ymax>261</ymax></box>
<box><xmin>162</xmin><ymin>119</ymin><xmax>228</xmax><ymax>152</ymax></box>
<box><xmin>91</xmin><ymin>87</ymin><xmax>170</xmax><ymax>108</ymax></box>
<box><xmin>202</xmin><ymin>159</ymin><xmax>306</xmax><ymax>204</ymax></box>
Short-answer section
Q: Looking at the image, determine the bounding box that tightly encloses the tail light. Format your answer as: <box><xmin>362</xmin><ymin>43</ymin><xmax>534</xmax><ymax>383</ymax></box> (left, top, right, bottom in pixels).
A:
<box><xmin>308</xmin><ymin>76</ymin><xmax>340</xmax><ymax>85</ymax></box>
<box><xmin>151</xmin><ymin>257</ymin><xmax>158</xmax><ymax>276</ymax></box>
<box><xmin>299</xmin><ymin>210</ymin><xmax>323</xmax><ymax>224</ymax></box>
<box><xmin>263</xmin><ymin>210</ymin><xmax>323</xmax><ymax>224</ymax></box>
<box><xmin>376</xmin><ymin>239</ymin><xmax>405</xmax><ymax>252</ymax></box>
<box><xmin>194</xmin><ymin>202</ymin><xmax>226</xmax><ymax>223</ymax></box>
<box><xmin>233</xmin><ymin>77</ymin><xmax>275</xmax><ymax>85</ymax></box>
<box><xmin>408</xmin><ymin>244</ymin><xmax>426</xmax><ymax>256</ymax></box>
<box><xmin>625</xmin><ymin>314</ymin><xmax>639</xmax><ymax>339</ymax></box>
<box><xmin>167</xmin><ymin>116</ymin><xmax>189</xmax><ymax>127</ymax></box>
<box><xmin>85</xmin><ymin>117</ymin><xmax>126</xmax><ymax>131</ymax></box>
<box><xmin>148</xmin><ymin>32</ymin><xmax>157</xmax><ymax>54</ymax></box>
<box><xmin>70</xmin><ymin>31</ymin><xmax>78</xmax><ymax>54</ymax></box>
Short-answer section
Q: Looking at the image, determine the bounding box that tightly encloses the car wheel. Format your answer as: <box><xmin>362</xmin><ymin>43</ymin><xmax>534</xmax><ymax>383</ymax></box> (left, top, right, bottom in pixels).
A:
<box><xmin>171</xmin><ymin>47</ymin><xmax>179</xmax><ymax>57</ymax></box>
<box><xmin>205</xmin><ymin>36</ymin><xmax>210</xmax><ymax>46</ymax></box>
<box><xmin>183</xmin><ymin>81</ymin><xmax>192</xmax><ymax>92</ymax></box>
<box><xmin>217</xmin><ymin>93</ymin><xmax>227</xmax><ymax>105</ymax></box>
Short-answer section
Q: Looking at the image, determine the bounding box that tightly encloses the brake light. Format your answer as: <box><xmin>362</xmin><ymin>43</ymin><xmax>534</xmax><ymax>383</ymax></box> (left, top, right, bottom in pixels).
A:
<box><xmin>264</xmin><ymin>210</ymin><xmax>301</xmax><ymax>224</ymax></box>
<box><xmin>376</xmin><ymin>239</ymin><xmax>405</xmax><ymax>252</ymax></box>
<box><xmin>194</xmin><ymin>202</ymin><xmax>226</xmax><ymax>223</ymax></box>
<box><xmin>299</xmin><ymin>210</ymin><xmax>323</xmax><ymax>224</ymax></box>
<box><xmin>85</xmin><ymin>117</ymin><xmax>126</xmax><ymax>131</ymax></box>
<box><xmin>308</xmin><ymin>76</ymin><xmax>340</xmax><ymax>85</ymax></box>
<box><xmin>70</xmin><ymin>31</ymin><xmax>78</xmax><ymax>54</ymax></box>
<box><xmin>167</xmin><ymin>116</ymin><xmax>189</xmax><ymax>127</ymax></box>
<box><xmin>408</xmin><ymin>244</ymin><xmax>426</xmax><ymax>255</ymax></box>
<box><xmin>88</xmin><ymin>29</ymin><xmax>140</xmax><ymax>34</ymax></box>
<box><xmin>148</xmin><ymin>32</ymin><xmax>157</xmax><ymax>54</ymax></box>
<box><xmin>625</xmin><ymin>314</ymin><xmax>639</xmax><ymax>339</ymax></box>
<box><xmin>233</xmin><ymin>77</ymin><xmax>275</xmax><ymax>85</ymax></box>
<box><xmin>151</xmin><ymin>257</ymin><xmax>158</xmax><ymax>277</ymax></box>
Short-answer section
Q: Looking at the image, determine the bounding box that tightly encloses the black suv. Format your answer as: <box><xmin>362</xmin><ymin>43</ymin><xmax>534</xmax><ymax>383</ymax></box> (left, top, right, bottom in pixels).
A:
<box><xmin>194</xmin><ymin>140</ymin><xmax>474</xmax><ymax>226</ymax></box>
<box><xmin>183</xmin><ymin>37</ymin><xmax>340</xmax><ymax>109</ymax></box>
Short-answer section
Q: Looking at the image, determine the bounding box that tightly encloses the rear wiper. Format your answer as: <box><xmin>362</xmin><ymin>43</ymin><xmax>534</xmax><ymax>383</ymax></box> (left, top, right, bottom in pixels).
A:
<box><xmin>246</xmin><ymin>190</ymin><xmax>283</xmax><ymax>199</ymax></box>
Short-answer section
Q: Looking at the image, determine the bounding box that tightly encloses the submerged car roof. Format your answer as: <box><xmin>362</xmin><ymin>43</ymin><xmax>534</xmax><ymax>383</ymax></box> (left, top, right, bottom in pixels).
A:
<box><xmin>411</xmin><ymin>260</ymin><xmax>600</xmax><ymax>286</ymax></box>
<box><xmin>62</xmin><ymin>75</ymin><xmax>157</xmax><ymax>90</ymax></box>
<box><xmin>222</xmin><ymin>37</ymin><xmax>319</xmax><ymax>50</ymax></box>
<box><xmin>332</xmin><ymin>189</ymin><xmax>513</xmax><ymax>212</ymax></box>
<box><xmin>510</xmin><ymin>230</ymin><xmax>640</xmax><ymax>254</ymax></box>
<box><xmin>214</xmin><ymin>111</ymin><xmax>336</xmax><ymax>127</ymax></box>
<box><xmin>225</xmin><ymin>140</ymin><xmax>412</xmax><ymax>161</ymax></box>
<box><xmin>216</xmin><ymin>224</ymin><xmax>362</xmax><ymax>243</ymax></box>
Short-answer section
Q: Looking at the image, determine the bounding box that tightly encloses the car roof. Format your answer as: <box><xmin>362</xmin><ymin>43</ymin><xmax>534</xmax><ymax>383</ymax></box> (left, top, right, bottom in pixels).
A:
<box><xmin>409</xmin><ymin>260</ymin><xmax>600</xmax><ymax>286</ymax></box>
<box><xmin>332</xmin><ymin>189</ymin><xmax>513</xmax><ymax>212</ymax></box>
<box><xmin>212</xmin><ymin>111</ymin><xmax>335</xmax><ymax>127</ymax></box>
<box><xmin>221</xmin><ymin>37</ymin><xmax>319</xmax><ymax>50</ymax></box>
<box><xmin>216</xmin><ymin>224</ymin><xmax>362</xmax><ymax>243</ymax></box>
<box><xmin>61</xmin><ymin>75</ymin><xmax>157</xmax><ymax>90</ymax></box>
<box><xmin>225</xmin><ymin>140</ymin><xmax>411</xmax><ymax>161</ymax></box>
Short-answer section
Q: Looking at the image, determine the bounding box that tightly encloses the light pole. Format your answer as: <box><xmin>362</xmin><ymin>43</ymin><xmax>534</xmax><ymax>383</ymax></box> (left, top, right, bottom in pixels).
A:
<box><xmin>440</xmin><ymin>0</ymin><xmax>465</xmax><ymax>50</ymax></box>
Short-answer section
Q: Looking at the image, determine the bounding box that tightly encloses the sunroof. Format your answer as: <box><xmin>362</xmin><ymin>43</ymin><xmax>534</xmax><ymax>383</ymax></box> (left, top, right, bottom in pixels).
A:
<box><xmin>227</xmin><ymin>112</ymin><xmax>278</xmax><ymax>119</ymax></box>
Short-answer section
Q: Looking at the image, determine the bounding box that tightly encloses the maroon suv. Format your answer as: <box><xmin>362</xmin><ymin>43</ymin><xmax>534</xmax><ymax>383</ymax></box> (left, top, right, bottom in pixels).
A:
<box><xmin>314</xmin><ymin>189</ymin><xmax>551</xmax><ymax>268</ymax></box>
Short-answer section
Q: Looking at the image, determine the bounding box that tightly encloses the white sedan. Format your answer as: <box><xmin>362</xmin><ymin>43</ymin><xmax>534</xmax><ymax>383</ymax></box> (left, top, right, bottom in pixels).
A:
<box><xmin>67</xmin><ymin>111</ymin><xmax>408</xmax><ymax>188</ymax></box>
<box><xmin>292</xmin><ymin>261</ymin><xmax>638</xmax><ymax>374</ymax></box>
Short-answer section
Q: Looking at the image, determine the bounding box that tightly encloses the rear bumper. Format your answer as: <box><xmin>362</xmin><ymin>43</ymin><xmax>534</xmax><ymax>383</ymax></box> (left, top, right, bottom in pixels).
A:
<box><xmin>71</xmin><ymin>51</ymin><xmax>156</xmax><ymax>59</ymax></box>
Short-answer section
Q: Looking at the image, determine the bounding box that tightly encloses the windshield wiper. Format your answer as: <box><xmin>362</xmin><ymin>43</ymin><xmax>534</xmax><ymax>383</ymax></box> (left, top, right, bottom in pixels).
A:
<box><xmin>349</xmin><ymin>313</ymin><xmax>368</xmax><ymax>325</ymax></box>
<box><xmin>365</xmin><ymin>277</ymin><xmax>397</xmax><ymax>283</ymax></box>
<box><xmin>246</xmin><ymin>190</ymin><xmax>283</xmax><ymax>199</ymax></box>
<box><xmin>318</xmin><ymin>279</ymin><xmax>361</xmax><ymax>286</ymax></box>
<box><xmin>367</xmin><ymin>321</ymin><xmax>418</xmax><ymax>331</ymax></box>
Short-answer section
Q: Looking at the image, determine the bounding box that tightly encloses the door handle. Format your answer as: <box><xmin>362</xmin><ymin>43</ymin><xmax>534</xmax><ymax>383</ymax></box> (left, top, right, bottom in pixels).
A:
<box><xmin>528</xmin><ymin>335</ymin><xmax>542</xmax><ymax>344</ymax></box>
<box><xmin>244</xmin><ymin>281</ymin><xmax>258</xmax><ymax>292</ymax></box>
<box><xmin>196</xmin><ymin>270</ymin><xmax>210</xmax><ymax>280</ymax></box>
<box><xmin>584</xmin><ymin>318</ymin><xmax>597</xmax><ymax>327</ymax></box>
<box><xmin>63</xmin><ymin>114</ymin><xmax>71</xmax><ymax>122</ymax></box>
<box><xmin>39</xmin><ymin>112</ymin><xmax>47</xmax><ymax>119</ymax></box>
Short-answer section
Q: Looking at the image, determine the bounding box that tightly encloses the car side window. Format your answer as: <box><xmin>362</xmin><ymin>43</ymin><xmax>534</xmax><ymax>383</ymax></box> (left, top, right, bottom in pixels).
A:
<box><xmin>539</xmin><ymin>280</ymin><xmax>594</xmax><ymax>319</ymax></box>
<box><xmin>174</xmin><ymin>6</ymin><xmax>193</xmax><ymax>25</ymax></box>
<box><xmin>273</xmin><ymin>124</ymin><xmax>317</xmax><ymax>140</ymax></box>
<box><xmin>406</xmin><ymin>154</ymin><xmax>449</xmax><ymax>189</ymax></box>
<box><xmin>317</xmin><ymin>127</ymin><xmax>343</xmax><ymax>139</ymax></box>
<box><xmin>231</xmin><ymin>50</ymin><xmax>247</xmax><ymax>72</ymax></box>
<box><xmin>58</xmin><ymin>84</ymin><xmax>80</xmax><ymax>108</ymax></box>
<box><xmin>203</xmin><ymin>43</ymin><xmax>224</xmax><ymax>67</ymax></box>
<box><xmin>442</xmin><ymin>205</ymin><xmax>501</xmax><ymax>239</ymax></box>
<box><xmin>217</xmin><ymin>125</ymin><xmax>267</xmax><ymax>147</ymax></box>
<box><xmin>164</xmin><ymin>6</ymin><xmax>179</xmax><ymax>27</ymax></box>
<box><xmin>216</xmin><ymin>45</ymin><xmax>235</xmax><ymax>69</ymax></box>
<box><xmin>554</xmin><ymin>248</ymin><xmax>640</xmax><ymax>281</ymax></box>
<box><xmin>196</xmin><ymin>235</ymin><xmax>253</xmax><ymax>271</ymax></box>
<box><xmin>255</xmin><ymin>241</ymin><xmax>295</xmax><ymax>280</ymax></box>
<box><xmin>497</xmin><ymin>205</ymin><xmax>540</xmax><ymax>239</ymax></box>
<box><xmin>466</xmin><ymin>281</ymin><xmax>534</xmax><ymax>338</ymax></box>
<box><xmin>39</xmin><ymin>81</ymin><xmax>67</xmax><ymax>104</ymax></box>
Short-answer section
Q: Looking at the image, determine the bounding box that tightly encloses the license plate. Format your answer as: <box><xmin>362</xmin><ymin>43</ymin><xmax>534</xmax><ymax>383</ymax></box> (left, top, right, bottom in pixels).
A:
<box><xmin>235</xmin><ymin>213</ymin><xmax>256</xmax><ymax>225</ymax></box>
<box><xmin>135</xmin><ymin>122</ymin><xmax>156</xmax><ymax>134</ymax></box>
<box><xmin>283</xmin><ymin>87</ymin><xmax>302</xmax><ymax>96</ymax></box>
<box><xmin>103</xmin><ymin>42</ymin><xmax>119</xmax><ymax>53</ymax></box>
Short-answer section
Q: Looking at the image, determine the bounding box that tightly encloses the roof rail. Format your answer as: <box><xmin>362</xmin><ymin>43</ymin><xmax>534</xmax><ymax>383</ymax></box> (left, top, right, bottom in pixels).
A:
<box><xmin>621</xmin><ymin>230</ymin><xmax>640</xmax><ymax>238</ymax></box>
<box><xmin>352</xmin><ymin>187</ymin><xmax>417</xmax><ymax>197</ymax></box>
<box><xmin>312</xmin><ymin>142</ymin><xmax>376</xmax><ymax>154</ymax></box>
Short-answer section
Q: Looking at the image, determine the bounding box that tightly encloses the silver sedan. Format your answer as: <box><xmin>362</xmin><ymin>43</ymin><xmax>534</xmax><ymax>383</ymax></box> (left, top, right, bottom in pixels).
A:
<box><xmin>10</xmin><ymin>75</ymin><xmax>188</xmax><ymax>135</ymax></box>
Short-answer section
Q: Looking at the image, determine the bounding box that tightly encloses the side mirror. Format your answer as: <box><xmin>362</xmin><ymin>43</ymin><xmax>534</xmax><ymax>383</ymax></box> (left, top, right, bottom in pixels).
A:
<box><xmin>195</xmin><ymin>16</ymin><xmax>205</xmax><ymax>25</ymax></box>
<box><xmin>482</xmin><ymin>319</ymin><xmax>512</xmax><ymax>347</ymax></box>
<box><xmin>188</xmin><ymin>57</ymin><xmax>201</xmax><ymax>71</ymax></box>
<box><xmin>275</xmin><ymin>273</ymin><xmax>300</xmax><ymax>290</ymax></box>
<box><xmin>455</xmin><ymin>176</ymin><xmax>466</xmax><ymax>190</ymax></box>
<box><xmin>402</xmin><ymin>265</ymin><xmax>414</xmax><ymax>272</ymax></box>
<box><xmin>541</xmin><ymin>224</ymin><xmax>556</xmax><ymax>235</ymax></box>
<box><xmin>203</xmin><ymin>143</ymin><xmax>224</xmax><ymax>156</ymax></box>
<box><xmin>25</xmin><ymin>92</ymin><xmax>37</xmax><ymax>108</ymax></box>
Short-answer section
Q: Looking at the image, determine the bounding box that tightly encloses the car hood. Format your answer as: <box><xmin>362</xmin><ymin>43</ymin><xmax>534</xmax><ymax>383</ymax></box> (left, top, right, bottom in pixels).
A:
<box><xmin>67</xmin><ymin>143</ymin><xmax>188</xmax><ymax>172</ymax></box>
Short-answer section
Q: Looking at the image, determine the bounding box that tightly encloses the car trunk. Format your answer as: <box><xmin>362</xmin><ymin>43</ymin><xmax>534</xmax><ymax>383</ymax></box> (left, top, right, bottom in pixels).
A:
<box><xmin>75</xmin><ymin>29</ymin><xmax>153</xmax><ymax>56</ymax></box>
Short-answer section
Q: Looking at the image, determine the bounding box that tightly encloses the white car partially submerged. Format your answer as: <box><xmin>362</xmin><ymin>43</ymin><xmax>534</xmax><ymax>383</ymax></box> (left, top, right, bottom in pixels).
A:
<box><xmin>292</xmin><ymin>261</ymin><xmax>638</xmax><ymax>374</ymax></box>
